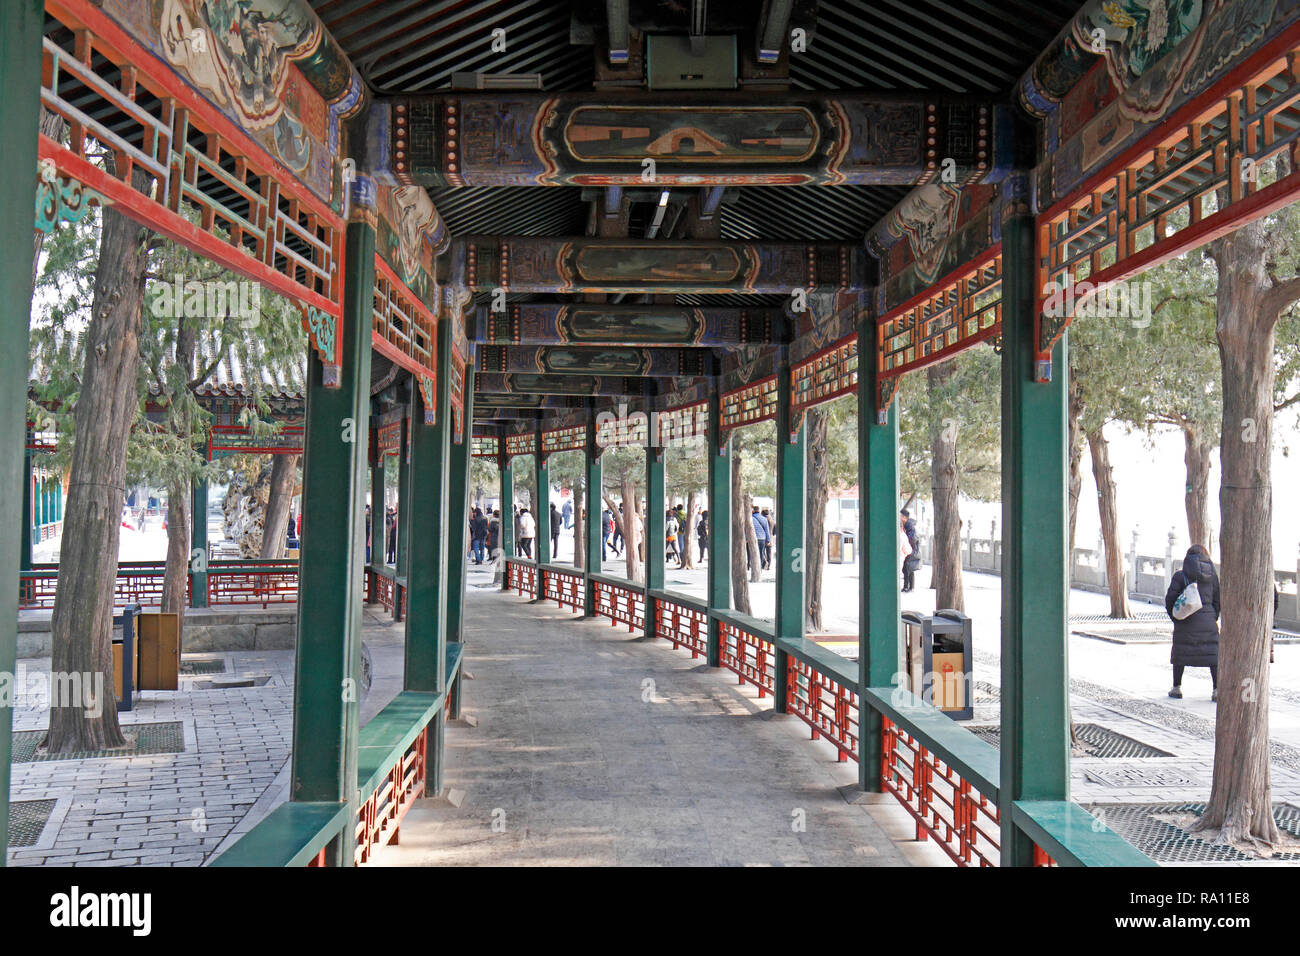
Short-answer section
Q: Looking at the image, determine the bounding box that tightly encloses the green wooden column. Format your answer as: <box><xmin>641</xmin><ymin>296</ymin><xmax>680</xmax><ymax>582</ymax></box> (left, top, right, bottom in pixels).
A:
<box><xmin>535</xmin><ymin>429</ymin><xmax>550</xmax><ymax>565</ymax></box>
<box><xmin>705</xmin><ymin>387</ymin><xmax>730</xmax><ymax>666</ymax></box>
<box><xmin>584</xmin><ymin>419</ymin><xmax>603</xmax><ymax>615</ymax></box>
<box><xmin>499</xmin><ymin>454</ymin><xmax>514</xmax><ymax>589</ymax></box>
<box><xmin>1000</xmin><ymin>210</ymin><xmax>1070</xmax><ymax>865</ymax></box>
<box><xmin>645</xmin><ymin>435</ymin><xmax>665</xmax><ymax>585</ymax></box>
<box><xmin>0</xmin><ymin>0</ymin><xmax>42</xmax><ymax>866</ymax></box>
<box><xmin>394</xmin><ymin>400</ymin><xmax>411</xmax><ymax>620</ymax></box>
<box><xmin>445</xmin><ymin>364</ymin><xmax>474</xmax><ymax>644</ymax></box>
<box><xmin>406</xmin><ymin>323</ymin><xmax>453</xmax><ymax>694</ymax></box>
<box><xmin>858</xmin><ymin>312</ymin><xmax>902</xmax><ymax>792</ymax></box>
<box><xmin>20</xmin><ymin>450</ymin><xmax>33</xmax><ymax>571</ymax></box>
<box><xmin>289</xmin><ymin>221</ymin><xmax>373</xmax><ymax>865</ymax></box>
<box><xmin>773</xmin><ymin>351</ymin><xmax>806</xmax><ymax>713</ymax></box>
<box><xmin>190</xmin><ymin>477</ymin><xmax>209</xmax><ymax>607</ymax></box>
<box><xmin>369</xmin><ymin>436</ymin><xmax>385</xmax><ymax>568</ymax></box>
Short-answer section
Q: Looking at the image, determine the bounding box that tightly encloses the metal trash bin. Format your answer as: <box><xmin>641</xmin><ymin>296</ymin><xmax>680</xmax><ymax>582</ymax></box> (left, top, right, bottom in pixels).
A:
<box><xmin>111</xmin><ymin>603</ymin><xmax>143</xmax><ymax>713</ymax></box>
<box><xmin>901</xmin><ymin>609</ymin><xmax>973</xmax><ymax>720</ymax></box>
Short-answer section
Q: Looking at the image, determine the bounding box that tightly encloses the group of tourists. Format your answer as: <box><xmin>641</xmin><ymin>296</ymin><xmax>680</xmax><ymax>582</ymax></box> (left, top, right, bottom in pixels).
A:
<box><xmin>748</xmin><ymin>506</ymin><xmax>774</xmax><ymax>571</ymax></box>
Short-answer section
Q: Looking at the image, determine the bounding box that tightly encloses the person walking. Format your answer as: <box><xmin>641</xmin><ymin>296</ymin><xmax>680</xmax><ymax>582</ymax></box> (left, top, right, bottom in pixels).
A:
<box><xmin>751</xmin><ymin>506</ymin><xmax>770</xmax><ymax>572</ymax></box>
<box><xmin>562</xmin><ymin>498</ymin><xmax>573</xmax><ymax>529</ymax></box>
<box><xmin>601</xmin><ymin>507</ymin><xmax>613</xmax><ymax>561</ymax></box>
<box><xmin>1165</xmin><ymin>544</ymin><xmax>1221</xmax><ymax>700</ymax></box>
<box><xmin>365</xmin><ymin>504</ymin><xmax>372</xmax><ymax>564</ymax></box>
<box><xmin>486</xmin><ymin>509</ymin><xmax>501</xmax><ymax>563</ymax></box>
<box><xmin>665</xmin><ymin>509</ymin><xmax>681</xmax><ymax>567</ymax></box>
<box><xmin>612</xmin><ymin>502</ymin><xmax>625</xmax><ymax>555</ymax></box>
<box><xmin>513</xmin><ymin>506</ymin><xmax>522</xmax><ymax>557</ymax></box>
<box><xmin>697</xmin><ymin>509</ymin><xmax>709</xmax><ymax>562</ymax></box>
<box><xmin>899</xmin><ymin>509</ymin><xmax>920</xmax><ymax>592</ymax></box>
<box><xmin>518</xmin><ymin>508</ymin><xmax>536</xmax><ymax>559</ymax></box>
<box><xmin>469</xmin><ymin>507</ymin><xmax>489</xmax><ymax>565</ymax></box>
<box><xmin>550</xmin><ymin>502</ymin><xmax>562</xmax><ymax>559</ymax></box>
<box><xmin>385</xmin><ymin>506</ymin><xmax>397</xmax><ymax>564</ymax></box>
<box><xmin>760</xmin><ymin>508</ymin><xmax>774</xmax><ymax>569</ymax></box>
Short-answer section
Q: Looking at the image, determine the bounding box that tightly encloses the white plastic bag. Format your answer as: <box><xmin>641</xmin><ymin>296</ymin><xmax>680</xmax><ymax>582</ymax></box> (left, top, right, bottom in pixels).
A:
<box><xmin>1172</xmin><ymin>581</ymin><xmax>1202</xmax><ymax>620</ymax></box>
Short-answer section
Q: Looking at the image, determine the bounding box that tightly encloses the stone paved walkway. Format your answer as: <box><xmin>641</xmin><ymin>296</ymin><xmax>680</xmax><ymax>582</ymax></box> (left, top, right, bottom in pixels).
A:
<box><xmin>373</xmin><ymin>573</ymin><xmax>919</xmax><ymax>867</ymax></box>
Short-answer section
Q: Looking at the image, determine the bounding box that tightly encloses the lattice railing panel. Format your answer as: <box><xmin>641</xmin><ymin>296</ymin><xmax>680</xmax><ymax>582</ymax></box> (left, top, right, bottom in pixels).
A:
<box><xmin>792</xmin><ymin>336</ymin><xmax>858</xmax><ymax>411</ymax></box>
<box><xmin>373</xmin><ymin>257</ymin><xmax>437</xmax><ymax>387</ymax></box>
<box><xmin>541</xmin><ymin>425</ymin><xmax>586</xmax><ymax>454</ymax></box>
<box><xmin>1036</xmin><ymin>38</ymin><xmax>1300</xmax><ymax>366</ymax></box>
<box><xmin>719</xmin><ymin>377</ymin><xmax>778</xmax><ymax>431</ymax></box>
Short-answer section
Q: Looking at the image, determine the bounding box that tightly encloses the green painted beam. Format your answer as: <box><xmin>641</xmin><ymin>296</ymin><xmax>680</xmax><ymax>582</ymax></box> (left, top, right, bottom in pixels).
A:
<box><xmin>20</xmin><ymin>450</ymin><xmax>32</xmax><ymax>571</ymax></box>
<box><xmin>445</xmin><ymin>373</ymin><xmax>474</xmax><ymax>645</ymax></box>
<box><xmin>394</xmin><ymin>403</ymin><xmax>411</xmax><ymax>619</ymax></box>
<box><xmin>1012</xmin><ymin>801</ymin><xmax>1156</xmax><ymax>867</ymax></box>
<box><xmin>0</xmin><ymin>0</ymin><xmax>41</xmax><ymax>867</ymax></box>
<box><xmin>289</xmin><ymin>221</ymin><xmax>372</xmax><ymax>865</ymax></box>
<box><xmin>773</xmin><ymin>352</ymin><xmax>806</xmax><ymax>713</ymax></box>
<box><xmin>369</xmin><ymin>449</ymin><xmax>385</xmax><ymax>566</ymax></box>
<box><xmin>1000</xmin><ymin>211</ymin><xmax>1070</xmax><ymax>866</ymax></box>
<box><xmin>535</xmin><ymin>428</ymin><xmax>551</xmax><ymax>564</ymax></box>
<box><xmin>190</xmin><ymin>478</ymin><xmax>209</xmax><ymax>607</ymax></box>
<box><xmin>211</xmin><ymin>802</ymin><xmax>350</xmax><ymax>867</ymax></box>
<box><xmin>584</xmin><ymin>421</ymin><xmax>602</xmax><ymax>615</ymax></box>
<box><xmin>705</xmin><ymin>387</ymin><xmax>730</xmax><ymax>667</ymax></box>
<box><xmin>406</xmin><ymin>321</ymin><xmax>453</xmax><ymax>695</ymax></box>
<box><xmin>858</xmin><ymin>309</ymin><xmax>901</xmax><ymax>793</ymax></box>
<box><xmin>499</xmin><ymin>456</ymin><xmax>515</xmax><ymax>588</ymax></box>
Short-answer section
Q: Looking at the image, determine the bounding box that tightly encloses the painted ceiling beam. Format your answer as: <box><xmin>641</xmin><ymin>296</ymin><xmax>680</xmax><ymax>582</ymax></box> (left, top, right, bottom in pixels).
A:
<box><xmin>476</xmin><ymin>345</ymin><xmax>708</xmax><ymax>378</ymax></box>
<box><xmin>473</xmin><ymin>301</ymin><xmax>782</xmax><ymax>346</ymax></box>
<box><xmin>476</xmin><ymin>373</ymin><xmax>654</xmax><ymax>397</ymax></box>
<box><xmin>382</xmin><ymin>92</ymin><xmax>1011</xmax><ymax>187</ymax></box>
<box><xmin>460</xmin><ymin>236</ymin><xmax>866</xmax><ymax>294</ymax></box>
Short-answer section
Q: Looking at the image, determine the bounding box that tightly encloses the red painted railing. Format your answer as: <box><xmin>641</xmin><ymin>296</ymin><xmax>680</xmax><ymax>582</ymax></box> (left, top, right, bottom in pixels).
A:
<box><xmin>206</xmin><ymin>563</ymin><xmax>299</xmax><ymax>607</ymax></box>
<box><xmin>592</xmin><ymin>578</ymin><xmax>644</xmax><ymax>632</ymax></box>
<box><xmin>654</xmin><ymin>599</ymin><xmax>707</xmax><ymax>658</ymax></box>
<box><xmin>507</xmin><ymin>560</ymin><xmax>537</xmax><ymax>598</ymax></box>
<box><xmin>786</xmin><ymin>658</ymin><xmax>859</xmax><ymax>763</ymax></box>
<box><xmin>880</xmin><ymin>716</ymin><xmax>1001</xmax><ymax>867</ymax></box>
<box><xmin>541</xmin><ymin>567</ymin><xmax>584</xmax><ymax>613</ymax></box>
<box><xmin>717</xmin><ymin>620</ymin><xmax>775</xmax><ymax>697</ymax></box>
<box><xmin>18</xmin><ymin>560</ymin><xmax>299</xmax><ymax>610</ymax></box>
<box><xmin>355</xmin><ymin>726</ymin><xmax>427</xmax><ymax>865</ymax></box>
<box><xmin>371</xmin><ymin>570</ymin><xmax>395</xmax><ymax>612</ymax></box>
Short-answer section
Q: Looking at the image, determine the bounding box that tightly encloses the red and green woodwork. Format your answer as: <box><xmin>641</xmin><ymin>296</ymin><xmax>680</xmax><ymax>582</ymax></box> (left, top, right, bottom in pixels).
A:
<box><xmin>475</xmin><ymin>301</ymin><xmax>779</xmax><ymax>346</ymax></box>
<box><xmin>476</xmin><ymin>345</ymin><xmax>709</xmax><ymax>378</ymax></box>
<box><xmin>475</xmin><ymin>373</ymin><xmax>649</xmax><ymax>397</ymax></box>
<box><xmin>461</xmin><ymin>236</ymin><xmax>866</xmax><ymax>295</ymax></box>
<box><xmin>383</xmin><ymin>92</ymin><xmax>1013</xmax><ymax>187</ymax></box>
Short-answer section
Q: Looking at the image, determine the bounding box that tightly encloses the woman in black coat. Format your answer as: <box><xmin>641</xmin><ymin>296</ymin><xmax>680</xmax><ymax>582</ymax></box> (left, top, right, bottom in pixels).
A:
<box><xmin>1164</xmin><ymin>544</ymin><xmax>1221</xmax><ymax>700</ymax></box>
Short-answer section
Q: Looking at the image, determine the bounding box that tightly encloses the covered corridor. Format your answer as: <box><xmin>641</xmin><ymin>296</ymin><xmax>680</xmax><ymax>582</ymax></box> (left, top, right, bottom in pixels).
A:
<box><xmin>376</xmin><ymin>571</ymin><xmax>915</xmax><ymax>867</ymax></box>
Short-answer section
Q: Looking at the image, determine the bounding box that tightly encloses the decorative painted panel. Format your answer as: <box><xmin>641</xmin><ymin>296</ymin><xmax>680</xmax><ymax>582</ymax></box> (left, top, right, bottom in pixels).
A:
<box><xmin>792</xmin><ymin>336</ymin><xmax>858</xmax><ymax>411</ymax></box>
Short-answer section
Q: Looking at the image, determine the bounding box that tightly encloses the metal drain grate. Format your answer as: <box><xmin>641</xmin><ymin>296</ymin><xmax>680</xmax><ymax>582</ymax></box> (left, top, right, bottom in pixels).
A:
<box><xmin>1069</xmin><ymin>611</ymin><xmax>1167</xmax><ymax>623</ymax></box>
<box><xmin>7</xmin><ymin>799</ymin><xmax>56</xmax><ymax>848</ymax></box>
<box><xmin>967</xmin><ymin>723</ymin><xmax>1173</xmax><ymax>759</ymax></box>
<box><xmin>973</xmin><ymin>681</ymin><xmax>1000</xmax><ymax>702</ymax></box>
<box><xmin>11</xmin><ymin>721</ymin><xmax>185</xmax><ymax>762</ymax></box>
<box><xmin>180</xmin><ymin>658</ymin><xmax>226</xmax><ymax>675</ymax></box>
<box><xmin>1081</xmin><ymin>803</ymin><xmax>1300</xmax><ymax>863</ymax></box>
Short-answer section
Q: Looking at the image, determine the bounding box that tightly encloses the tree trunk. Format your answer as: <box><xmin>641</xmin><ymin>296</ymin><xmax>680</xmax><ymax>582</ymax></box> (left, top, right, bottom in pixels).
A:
<box><xmin>730</xmin><ymin>443</ymin><xmax>751</xmax><ymax>614</ymax></box>
<box><xmin>45</xmin><ymin>167</ymin><xmax>154</xmax><ymax>753</ymax></box>
<box><xmin>1086</xmin><ymin>425</ymin><xmax>1131</xmax><ymax>619</ymax></box>
<box><xmin>1067</xmin><ymin>379</ymin><xmax>1086</xmax><ymax>557</ymax></box>
<box><xmin>928</xmin><ymin>363</ymin><xmax>964</xmax><ymax>611</ymax></box>
<box><xmin>621</xmin><ymin>475</ymin><xmax>642</xmax><ymax>584</ymax></box>
<box><xmin>682</xmin><ymin>489</ymin><xmax>698</xmax><ymax>569</ymax></box>
<box><xmin>1182</xmin><ymin>422</ymin><xmax>1213</xmax><ymax>550</ymax></box>
<box><xmin>161</xmin><ymin>477</ymin><xmax>190</xmax><ymax>618</ymax></box>
<box><xmin>1190</xmin><ymin>219</ymin><xmax>1282</xmax><ymax>850</ymax></box>
<box><xmin>261</xmin><ymin>453</ymin><xmax>299</xmax><ymax>559</ymax></box>
<box><xmin>805</xmin><ymin>406</ymin><xmax>829</xmax><ymax>631</ymax></box>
